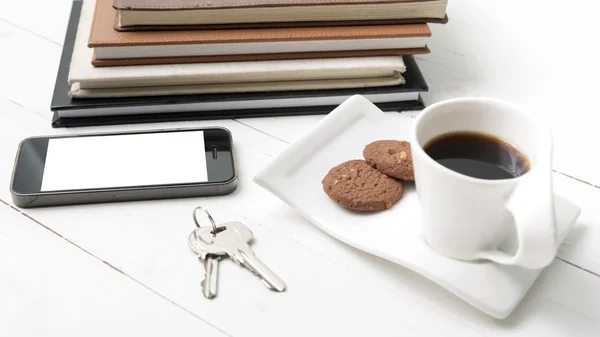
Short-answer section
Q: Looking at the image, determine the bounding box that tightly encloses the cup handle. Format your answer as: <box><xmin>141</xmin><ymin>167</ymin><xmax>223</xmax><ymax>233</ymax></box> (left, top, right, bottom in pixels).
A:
<box><xmin>475</xmin><ymin>164</ymin><xmax>557</xmax><ymax>269</ymax></box>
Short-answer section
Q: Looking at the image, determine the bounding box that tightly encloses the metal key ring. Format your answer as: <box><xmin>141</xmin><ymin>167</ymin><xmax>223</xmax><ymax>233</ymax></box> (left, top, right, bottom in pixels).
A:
<box><xmin>193</xmin><ymin>206</ymin><xmax>218</xmax><ymax>234</ymax></box>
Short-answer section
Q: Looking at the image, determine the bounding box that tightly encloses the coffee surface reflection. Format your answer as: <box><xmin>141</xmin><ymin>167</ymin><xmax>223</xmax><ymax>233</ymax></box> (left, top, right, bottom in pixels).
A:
<box><xmin>424</xmin><ymin>132</ymin><xmax>530</xmax><ymax>180</ymax></box>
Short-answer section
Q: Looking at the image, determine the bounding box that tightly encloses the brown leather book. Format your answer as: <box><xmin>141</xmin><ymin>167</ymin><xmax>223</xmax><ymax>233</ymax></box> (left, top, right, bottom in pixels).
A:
<box><xmin>91</xmin><ymin>0</ymin><xmax>430</xmax><ymax>67</ymax></box>
<box><xmin>91</xmin><ymin>49</ymin><xmax>429</xmax><ymax>67</ymax></box>
<box><xmin>113</xmin><ymin>0</ymin><xmax>448</xmax><ymax>29</ymax></box>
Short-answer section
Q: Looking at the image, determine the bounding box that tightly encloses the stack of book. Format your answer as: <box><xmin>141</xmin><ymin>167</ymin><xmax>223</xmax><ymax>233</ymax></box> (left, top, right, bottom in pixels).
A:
<box><xmin>51</xmin><ymin>0</ymin><xmax>448</xmax><ymax>127</ymax></box>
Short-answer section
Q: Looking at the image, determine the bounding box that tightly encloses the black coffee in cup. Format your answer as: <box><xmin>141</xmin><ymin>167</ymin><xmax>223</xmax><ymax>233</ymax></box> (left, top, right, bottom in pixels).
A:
<box><xmin>424</xmin><ymin>131</ymin><xmax>530</xmax><ymax>180</ymax></box>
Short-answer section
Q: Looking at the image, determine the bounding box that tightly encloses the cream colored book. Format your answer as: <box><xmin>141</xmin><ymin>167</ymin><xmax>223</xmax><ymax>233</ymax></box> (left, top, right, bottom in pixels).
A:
<box><xmin>70</xmin><ymin>76</ymin><xmax>405</xmax><ymax>98</ymax></box>
<box><xmin>68</xmin><ymin>0</ymin><xmax>406</xmax><ymax>97</ymax></box>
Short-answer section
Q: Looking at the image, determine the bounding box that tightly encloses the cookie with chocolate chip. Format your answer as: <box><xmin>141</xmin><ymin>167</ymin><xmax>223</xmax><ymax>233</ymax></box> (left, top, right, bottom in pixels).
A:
<box><xmin>322</xmin><ymin>160</ymin><xmax>404</xmax><ymax>211</ymax></box>
<box><xmin>363</xmin><ymin>140</ymin><xmax>415</xmax><ymax>181</ymax></box>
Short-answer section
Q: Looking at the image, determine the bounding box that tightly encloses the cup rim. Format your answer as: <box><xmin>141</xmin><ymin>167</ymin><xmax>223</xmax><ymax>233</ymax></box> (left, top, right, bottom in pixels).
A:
<box><xmin>410</xmin><ymin>97</ymin><xmax>552</xmax><ymax>186</ymax></box>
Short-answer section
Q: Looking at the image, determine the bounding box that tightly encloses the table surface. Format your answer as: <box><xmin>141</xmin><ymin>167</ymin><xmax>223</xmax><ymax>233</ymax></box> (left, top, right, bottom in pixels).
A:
<box><xmin>1</xmin><ymin>0</ymin><xmax>600</xmax><ymax>336</ymax></box>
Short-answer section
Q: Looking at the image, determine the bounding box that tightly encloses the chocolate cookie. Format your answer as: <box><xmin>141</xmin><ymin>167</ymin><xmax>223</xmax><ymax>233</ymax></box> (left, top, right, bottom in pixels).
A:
<box><xmin>322</xmin><ymin>160</ymin><xmax>404</xmax><ymax>211</ymax></box>
<box><xmin>363</xmin><ymin>140</ymin><xmax>415</xmax><ymax>180</ymax></box>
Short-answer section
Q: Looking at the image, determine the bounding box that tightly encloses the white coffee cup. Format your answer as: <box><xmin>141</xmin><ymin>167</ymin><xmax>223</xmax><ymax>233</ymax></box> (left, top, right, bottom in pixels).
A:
<box><xmin>410</xmin><ymin>97</ymin><xmax>557</xmax><ymax>269</ymax></box>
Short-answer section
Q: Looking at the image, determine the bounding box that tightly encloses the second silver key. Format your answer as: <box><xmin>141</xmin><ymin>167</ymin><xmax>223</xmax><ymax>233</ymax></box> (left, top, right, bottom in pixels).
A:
<box><xmin>195</xmin><ymin>221</ymin><xmax>286</xmax><ymax>292</ymax></box>
<box><xmin>201</xmin><ymin>255</ymin><xmax>220</xmax><ymax>299</ymax></box>
<box><xmin>189</xmin><ymin>230</ymin><xmax>221</xmax><ymax>299</ymax></box>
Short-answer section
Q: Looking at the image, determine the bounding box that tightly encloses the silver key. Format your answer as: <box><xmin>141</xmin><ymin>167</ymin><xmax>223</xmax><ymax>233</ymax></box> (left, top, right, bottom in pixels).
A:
<box><xmin>189</xmin><ymin>226</ymin><xmax>223</xmax><ymax>299</ymax></box>
<box><xmin>201</xmin><ymin>255</ymin><xmax>220</xmax><ymax>299</ymax></box>
<box><xmin>194</xmin><ymin>221</ymin><xmax>286</xmax><ymax>292</ymax></box>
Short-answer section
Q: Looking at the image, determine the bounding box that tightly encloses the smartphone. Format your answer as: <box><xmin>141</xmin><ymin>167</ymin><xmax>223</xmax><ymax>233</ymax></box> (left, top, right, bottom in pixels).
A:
<box><xmin>9</xmin><ymin>127</ymin><xmax>237</xmax><ymax>208</ymax></box>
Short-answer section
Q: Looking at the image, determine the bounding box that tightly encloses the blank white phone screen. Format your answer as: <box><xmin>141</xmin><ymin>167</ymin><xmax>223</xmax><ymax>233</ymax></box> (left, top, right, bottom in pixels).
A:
<box><xmin>40</xmin><ymin>131</ymin><xmax>208</xmax><ymax>191</ymax></box>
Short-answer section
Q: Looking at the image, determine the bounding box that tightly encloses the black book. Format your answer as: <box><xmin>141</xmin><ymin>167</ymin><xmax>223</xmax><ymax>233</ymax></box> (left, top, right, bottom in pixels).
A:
<box><xmin>51</xmin><ymin>1</ymin><xmax>427</xmax><ymax>128</ymax></box>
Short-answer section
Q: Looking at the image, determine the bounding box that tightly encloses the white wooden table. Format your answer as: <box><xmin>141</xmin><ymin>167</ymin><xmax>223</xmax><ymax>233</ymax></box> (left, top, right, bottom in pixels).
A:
<box><xmin>1</xmin><ymin>0</ymin><xmax>600</xmax><ymax>335</ymax></box>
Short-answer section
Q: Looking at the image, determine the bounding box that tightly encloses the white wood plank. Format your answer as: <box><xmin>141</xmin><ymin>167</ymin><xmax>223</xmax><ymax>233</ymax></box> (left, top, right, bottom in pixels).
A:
<box><xmin>1</xmin><ymin>99</ymin><xmax>599</xmax><ymax>335</ymax></box>
<box><xmin>555</xmin><ymin>173</ymin><xmax>600</xmax><ymax>275</ymax></box>
<box><xmin>0</xmin><ymin>20</ymin><xmax>61</xmax><ymax>118</ymax></box>
<box><xmin>5</xmin><ymin>196</ymin><xmax>600</xmax><ymax>336</ymax></box>
<box><xmin>0</xmin><ymin>204</ymin><xmax>227</xmax><ymax>337</ymax></box>
<box><xmin>0</xmin><ymin>0</ymin><xmax>72</xmax><ymax>44</ymax></box>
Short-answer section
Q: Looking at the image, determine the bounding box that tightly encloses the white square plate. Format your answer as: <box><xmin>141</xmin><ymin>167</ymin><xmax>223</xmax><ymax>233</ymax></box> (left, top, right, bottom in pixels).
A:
<box><xmin>254</xmin><ymin>95</ymin><xmax>580</xmax><ymax>319</ymax></box>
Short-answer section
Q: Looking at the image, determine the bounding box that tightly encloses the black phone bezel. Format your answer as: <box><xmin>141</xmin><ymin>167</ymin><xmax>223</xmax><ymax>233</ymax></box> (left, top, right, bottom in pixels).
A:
<box><xmin>10</xmin><ymin>127</ymin><xmax>236</xmax><ymax>196</ymax></box>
